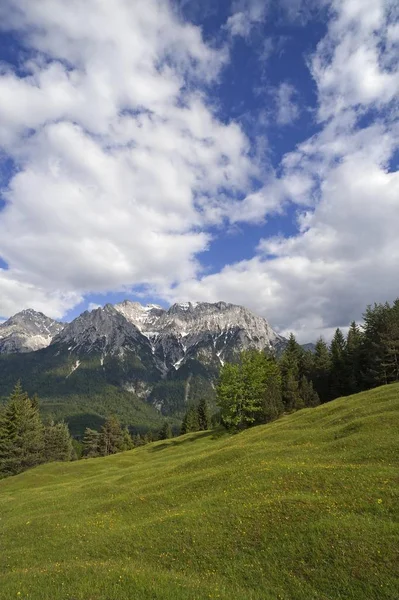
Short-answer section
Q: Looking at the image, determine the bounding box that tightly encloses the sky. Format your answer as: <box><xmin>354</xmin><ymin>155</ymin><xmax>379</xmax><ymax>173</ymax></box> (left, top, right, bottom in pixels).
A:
<box><xmin>0</xmin><ymin>0</ymin><xmax>398</xmax><ymax>341</ymax></box>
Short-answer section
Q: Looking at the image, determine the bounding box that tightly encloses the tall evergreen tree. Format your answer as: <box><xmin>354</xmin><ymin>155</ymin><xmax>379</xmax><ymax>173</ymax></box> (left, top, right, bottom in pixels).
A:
<box><xmin>260</xmin><ymin>363</ymin><xmax>284</xmax><ymax>423</ymax></box>
<box><xmin>83</xmin><ymin>427</ymin><xmax>101</xmax><ymax>458</ymax></box>
<box><xmin>186</xmin><ymin>406</ymin><xmax>200</xmax><ymax>432</ymax></box>
<box><xmin>99</xmin><ymin>416</ymin><xmax>124</xmax><ymax>456</ymax></box>
<box><xmin>283</xmin><ymin>371</ymin><xmax>300</xmax><ymax>411</ymax></box>
<box><xmin>346</xmin><ymin>321</ymin><xmax>363</xmax><ymax>394</ymax></box>
<box><xmin>312</xmin><ymin>338</ymin><xmax>332</xmax><ymax>401</ymax></box>
<box><xmin>158</xmin><ymin>421</ymin><xmax>173</xmax><ymax>440</ymax></box>
<box><xmin>0</xmin><ymin>382</ymin><xmax>44</xmax><ymax>476</ymax></box>
<box><xmin>330</xmin><ymin>328</ymin><xmax>348</xmax><ymax>399</ymax></box>
<box><xmin>280</xmin><ymin>334</ymin><xmax>302</xmax><ymax>410</ymax></box>
<box><xmin>362</xmin><ymin>303</ymin><xmax>391</xmax><ymax>387</ymax></box>
<box><xmin>197</xmin><ymin>398</ymin><xmax>211</xmax><ymax>431</ymax></box>
<box><xmin>120</xmin><ymin>427</ymin><xmax>134</xmax><ymax>450</ymax></box>
<box><xmin>380</xmin><ymin>299</ymin><xmax>399</xmax><ymax>383</ymax></box>
<box><xmin>299</xmin><ymin>376</ymin><xmax>320</xmax><ymax>408</ymax></box>
<box><xmin>299</xmin><ymin>350</ymin><xmax>314</xmax><ymax>380</ymax></box>
<box><xmin>44</xmin><ymin>421</ymin><xmax>74</xmax><ymax>462</ymax></box>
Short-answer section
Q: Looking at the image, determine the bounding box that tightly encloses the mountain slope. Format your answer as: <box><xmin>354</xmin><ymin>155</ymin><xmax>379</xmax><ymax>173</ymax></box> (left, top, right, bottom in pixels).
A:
<box><xmin>0</xmin><ymin>309</ymin><xmax>64</xmax><ymax>353</ymax></box>
<box><xmin>0</xmin><ymin>384</ymin><xmax>398</xmax><ymax>600</ymax></box>
<box><xmin>0</xmin><ymin>301</ymin><xmax>286</xmax><ymax>431</ymax></box>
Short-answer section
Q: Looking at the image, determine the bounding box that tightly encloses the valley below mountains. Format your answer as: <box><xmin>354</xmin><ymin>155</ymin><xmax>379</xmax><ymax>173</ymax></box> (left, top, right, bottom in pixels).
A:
<box><xmin>0</xmin><ymin>301</ymin><xmax>287</xmax><ymax>435</ymax></box>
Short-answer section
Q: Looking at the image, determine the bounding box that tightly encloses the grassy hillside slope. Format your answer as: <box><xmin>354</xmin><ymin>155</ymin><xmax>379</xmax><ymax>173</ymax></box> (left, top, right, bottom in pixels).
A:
<box><xmin>1</xmin><ymin>384</ymin><xmax>398</xmax><ymax>600</ymax></box>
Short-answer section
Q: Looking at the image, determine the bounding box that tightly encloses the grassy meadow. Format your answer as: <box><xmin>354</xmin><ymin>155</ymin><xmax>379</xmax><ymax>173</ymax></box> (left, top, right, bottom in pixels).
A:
<box><xmin>0</xmin><ymin>383</ymin><xmax>398</xmax><ymax>600</ymax></box>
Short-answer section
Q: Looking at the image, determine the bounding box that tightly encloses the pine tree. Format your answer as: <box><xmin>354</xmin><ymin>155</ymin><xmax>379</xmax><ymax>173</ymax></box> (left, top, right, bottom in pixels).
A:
<box><xmin>158</xmin><ymin>421</ymin><xmax>173</xmax><ymax>440</ymax></box>
<box><xmin>83</xmin><ymin>428</ymin><xmax>101</xmax><ymax>458</ymax></box>
<box><xmin>133</xmin><ymin>433</ymin><xmax>145</xmax><ymax>447</ymax></box>
<box><xmin>44</xmin><ymin>421</ymin><xmax>73</xmax><ymax>462</ymax></box>
<box><xmin>299</xmin><ymin>376</ymin><xmax>320</xmax><ymax>408</ymax></box>
<box><xmin>0</xmin><ymin>383</ymin><xmax>45</xmax><ymax>476</ymax></box>
<box><xmin>186</xmin><ymin>406</ymin><xmax>200</xmax><ymax>432</ymax></box>
<box><xmin>120</xmin><ymin>427</ymin><xmax>134</xmax><ymax>450</ymax></box>
<box><xmin>380</xmin><ymin>300</ymin><xmax>399</xmax><ymax>383</ymax></box>
<box><xmin>362</xmin><ymin>303</ymin><xmax>391</xmax><ymax>387</ymax></box>
<box><xmin>283</xmin><ymin>370</ymin><xmax>300</xmax><ymax>411</ymax></box>
<box><xmin>280</xmin><ymin>334</ymin><xmax>302</xmax><ymax>410</ymax></box>
<box><xmin>312</xmin><ymin>338</ymin><xmax>331</xmax><ymax>401</ymax></box>
<box><xmin>197</xmin><ymin>398</ymin><xmax>211</xmax><ymax>431</ymax></box>
<box><xmin>99</xmin><ymin>416</ymin><xmax>124</xmax><ymax>456</ymax></box>
<box><xmin>330</xmin><ymin>328</ymin><xmax>348</xmax><ymax>399</ymax></box>
<box><xmin>299</xmin><ymin>350</ymin><xmax>314</xmax><ymax>380</ymax></box>
<box><xmin>346</xmin><ymin>321</ymin><xmax>363</xmax><ymax>394</ymax></box>
<box><xmin>180</xmin><ymin>412</ymin><xmax>189</xmax><ymax>435</ymax></box>
<box><xmin>260</xmin><ymin>365</ymin><xmax>284</xmax><ymax>423</ymax></box>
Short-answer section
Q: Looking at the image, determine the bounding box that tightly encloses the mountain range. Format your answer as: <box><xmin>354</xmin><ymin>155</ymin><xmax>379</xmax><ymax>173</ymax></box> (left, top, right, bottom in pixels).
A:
<box><xmin>0</xmin><ymin>301</ymin><xmax>287</xmax><ymax>434</ymax></box>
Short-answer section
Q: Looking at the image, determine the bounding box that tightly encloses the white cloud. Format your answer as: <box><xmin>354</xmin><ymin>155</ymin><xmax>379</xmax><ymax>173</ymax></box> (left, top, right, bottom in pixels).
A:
<box><xmin>226</xmin><ymin>0</ymin><xmax>269</xmax><ymax>38</ymax></box>
<box><xmin>0</xmin><ymin>0</ymin><xmax>397</xmax><ymax>346</ymax></box>
<box><xmin>0</xmin><ymin>270</ymin><xmax>81</xmax><ymax>319</ymax></box>
<box><xmin>311</xmin><ymin>0</ymin><xmax>399</xmax><ymax>120</ymax></box>
<box><xmin>0</xmin><ymin>0</ymin><xmax>254</xmax><ymax>317</ymax></box>
<box><xmin>275</xmin><ymin>83</ymin><xmax>300</xmax><ymax>126</ymax></box>
<box><xmin>164</xmin><ymin>0</ymin><xmax>399</xmax><ymax>341</ymax></box>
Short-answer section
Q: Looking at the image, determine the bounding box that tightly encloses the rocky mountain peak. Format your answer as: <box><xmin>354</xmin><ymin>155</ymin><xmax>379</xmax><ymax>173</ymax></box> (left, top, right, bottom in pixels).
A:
<box><xmin>0</xmin><ymin>309</ymin><xmax>64</xmax><ymax>353</ymax></box>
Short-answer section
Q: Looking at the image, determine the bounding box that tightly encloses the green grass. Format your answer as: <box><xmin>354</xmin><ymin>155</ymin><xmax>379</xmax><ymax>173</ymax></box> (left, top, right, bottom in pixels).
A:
<box><xmin>1</xmin><ymin>384</ymin><xmax>398</xmax><ymax>600</ymax></box>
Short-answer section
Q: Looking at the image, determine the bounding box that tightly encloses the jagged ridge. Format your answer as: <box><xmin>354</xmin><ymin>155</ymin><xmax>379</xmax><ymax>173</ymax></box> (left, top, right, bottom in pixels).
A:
<box><xmin>0</xmin><ymin>309</ymin><xmax>64</xmax><ymax>353</ymax></box>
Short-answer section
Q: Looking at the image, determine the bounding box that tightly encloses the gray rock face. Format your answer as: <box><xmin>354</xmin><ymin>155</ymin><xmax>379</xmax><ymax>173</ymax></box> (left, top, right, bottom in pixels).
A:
<box><xmin>0</xmin><ymin>309</ymin><xmax>64</xmax><ymax>354</ymax></box>
<box><xmin>52</xmin><ymin>304</ymin><xmax>149</xmax><ymax>355</ymax></box>
<box><xmin>113</xmin><ymin>300</ymin><xmax>285</xmax><ymax>371</ymax></box>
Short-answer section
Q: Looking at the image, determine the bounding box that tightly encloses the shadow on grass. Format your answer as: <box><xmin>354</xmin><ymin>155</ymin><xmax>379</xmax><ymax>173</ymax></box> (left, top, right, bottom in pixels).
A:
<box><xmin>150</xmin><ymin>428</ymin><xmax>227</xmax><ymax>452</ymax></box>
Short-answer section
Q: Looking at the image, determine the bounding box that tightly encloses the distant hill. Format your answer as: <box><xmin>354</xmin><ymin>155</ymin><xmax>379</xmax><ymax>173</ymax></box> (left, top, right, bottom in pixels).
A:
<box><xmin>1</xmin><ymin>383</ymin><xmax>398</xmax><ymax>600</ymax></box>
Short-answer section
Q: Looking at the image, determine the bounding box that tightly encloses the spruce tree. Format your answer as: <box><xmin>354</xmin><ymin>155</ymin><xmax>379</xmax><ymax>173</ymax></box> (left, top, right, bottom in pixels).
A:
<box><xmin>44</xmin><ymin>421</ymin><xmax>73</xmax><ymax>462</ymax></box>
<box><xmin>121</xmin><ymin>427</ymin><xmax>134</xmax><ymax>450</ymax></box>
<box><xmin>312</xmin><ymin>338</ymin><xmax>331</xmax><ymax>401</ymax></box>
<box><xmin>346</xmin><ymin>321</ymin><xmax>363</xmax><ymax>394</ymax></box>
<box><xmin>83</xmin><ymin>428</ymin><xmax>101</xmax><ymax>458</ymax></box>
<box><xmin>158</xmin><ymin>421</ymin><xmax>173</xmax><ymax>440</ymax></box>
<box><xmin>260</xmin><ymin>365</ymin><xmax>284</xmax><ymax>423</ymax></box>
<box><xmin>362</xmin><ymin>303</ymin><xmax>391</xmax><ymax>387</ymax></box>
<box><xmin>330</xmin><ymin>328</ymin><xmax>348</xmax><ymax>399</ymax></box>
<box><xmin>180</xmin><ymin>412</ymin><xmax>189</xmax><ymax>435</ymax></box>
<box><xmin>197</xmin><ymin>398</ymin><xmax>211</xmax><ymax>431</ymax></box>
<box><xmin>280</xmin><ymin>334</ymin><xmax>302</xmax><ymax>410</ymax></box>
<box><xmin>299</xmin><ymin>376</ymin><xmax>320</xmax><ymax>408</ymax></box>
<box><xmin>380</xmin><ymin>300</ymin><xmax>399</xmax><ymax>383</ymax></box>
<box><xmin>99</xmin><ymin>416</ymin><xmax>124</xmax><ymax>456</ymax></box>
<box><xmin>283</xmin><ymin>370</ymin><xmax>300</xmax><ymax>411</ymax></box>
<box><xmin>186</xmin><ymin>406</ymin><xmax>200</xmax><ymax>432</ymax></box>
<box><xmin>0</xmin><ymin>383</ymin><xmax>45</xmax><ymax>475</ymax></box>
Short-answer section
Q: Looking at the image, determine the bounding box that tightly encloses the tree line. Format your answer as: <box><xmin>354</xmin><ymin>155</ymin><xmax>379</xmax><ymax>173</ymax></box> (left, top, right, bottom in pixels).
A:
<box><xmin>82</xmin><ymin>417</ymin><xmax>178</xmax><ymax>458</ymax></box>
<box><xmin>2</xmin><ymin>298</ymin><xmax>398</xmax><ymax>472</ymax></box>
<box><xmin>0</xmin><ymin>382</ymin><xmax>75</xmax><ymax>477</ymax></box>
<box><xmin>216</xmin><ymin>299</ymin><xmax>399</xmax><ymax>430</ymax></box>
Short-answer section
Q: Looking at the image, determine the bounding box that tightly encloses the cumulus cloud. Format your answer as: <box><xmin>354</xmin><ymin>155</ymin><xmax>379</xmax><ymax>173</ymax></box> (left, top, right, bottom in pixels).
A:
<box><xmin>165</xmin><ymin>0</ymin><xmax>399</xmax><ymax>341</ymax></box>
<box><xmin>0</xmin><ymin>0</ymin><xmax>254</xmax><ymax>316</ymax></box>
<box><xmin>0</xmin><ymin>0</ymin><xmax>397</xmax><ymax>345</ymax></box>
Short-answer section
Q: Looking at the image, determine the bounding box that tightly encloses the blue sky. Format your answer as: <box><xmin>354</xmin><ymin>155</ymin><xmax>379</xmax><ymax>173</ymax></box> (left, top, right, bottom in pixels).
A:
<box><xmin>0</xmin><ymin>0</ymin><xmax>398</xmax><ymax>341</ymax></box>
